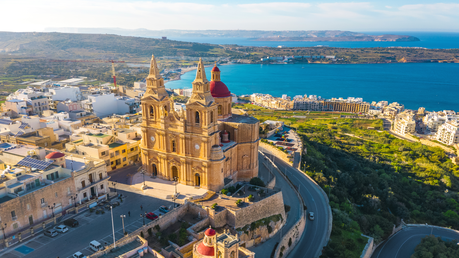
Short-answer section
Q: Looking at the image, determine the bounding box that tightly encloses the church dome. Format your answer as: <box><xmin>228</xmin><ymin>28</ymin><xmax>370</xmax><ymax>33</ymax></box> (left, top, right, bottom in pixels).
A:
<box><xmin>210</xmin><ymin>81</ymin><xmax>231</xmax><ymax>98</ymax></box>
<box><xmin>205</xmin><ymin>228</ymin><xmax>216</xmax><ymax>236</ymax></box>
<box><xmin>196</xmin><ymin>243</ymin><xmax>214</xmax><ymax>256</ymax></box>
<box><xmin>211</xmin><ymin>66</ymin><xmax>220</xmax><ymax>72</ymax></box>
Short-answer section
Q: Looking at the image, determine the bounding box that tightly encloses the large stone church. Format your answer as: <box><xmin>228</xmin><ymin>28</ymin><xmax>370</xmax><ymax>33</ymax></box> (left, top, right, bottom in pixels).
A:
<box><xmin>140</xmin><ymin>55</ymin><xmax>259</xmax><ymax>191</ymax></box>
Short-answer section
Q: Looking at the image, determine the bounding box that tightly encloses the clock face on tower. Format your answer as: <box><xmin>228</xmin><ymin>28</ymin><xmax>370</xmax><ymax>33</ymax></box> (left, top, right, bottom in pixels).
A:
<box><xmin>195</xmin><ymin>144</ymin><xmax>200</xmax><ymax>150</ymax></box>
<box><xmin>150</xmin><ymin>136</ymin><xmax>155</xmax><ymax>142</ymax></box>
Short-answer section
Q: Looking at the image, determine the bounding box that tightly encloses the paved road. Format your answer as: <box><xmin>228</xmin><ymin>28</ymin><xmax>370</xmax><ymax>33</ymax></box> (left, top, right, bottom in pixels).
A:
<box><xmin>248</xmin><ymin>153</ymin><xmax>300</xmax><ymax>257</ymax></box>
<box><xmin>261</xmin><ymin>148</ymin><xmax>331</xmax><ymax>258</ymax></box>
<box><xmin>1</xmin><ymin>165</ymin><xmax>172</xmax><ymax>258</ymax></box>
<box><xmin>372</xmin><ymin>226</ymin><xmax>459</xmax><ymax>258</ymax></box>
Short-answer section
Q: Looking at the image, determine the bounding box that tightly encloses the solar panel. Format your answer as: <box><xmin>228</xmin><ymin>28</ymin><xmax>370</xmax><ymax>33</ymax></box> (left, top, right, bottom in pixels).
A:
<box><xmin>17</xmin><ymin>157</ymin><xmax>53</xmax><ymax>170</ymax></box>
<box><xmin>0</xmin><ymin>119</ymin><xmax>12</xmax><ymax>125</ymax></box>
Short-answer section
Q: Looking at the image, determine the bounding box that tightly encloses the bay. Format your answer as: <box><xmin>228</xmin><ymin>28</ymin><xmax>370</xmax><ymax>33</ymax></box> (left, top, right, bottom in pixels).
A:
<box><xmin>166</xmin><ymin>63</ymin><xmax>459</xmax><ymax>112</ymax></box>
<box><xmin>167</xmin><ymin>32</ymin><xmax>459</xmax><ymax>49</ymax></box>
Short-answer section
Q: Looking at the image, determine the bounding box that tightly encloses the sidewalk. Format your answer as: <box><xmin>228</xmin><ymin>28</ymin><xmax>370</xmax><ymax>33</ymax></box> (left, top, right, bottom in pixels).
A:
<box><xmin>130</xmin><ymin>172</ymin><xmax>208</xmax><ymax>203</ymax></box>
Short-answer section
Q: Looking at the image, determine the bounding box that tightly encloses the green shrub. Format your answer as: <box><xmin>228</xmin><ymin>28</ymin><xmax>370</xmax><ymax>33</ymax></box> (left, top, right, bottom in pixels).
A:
<box><xmin>247</xmin><ymin>194</ymin><xmax>254</xmax><ymax>201</ymax></box>
<box><xmin>211</xmin><ymin>203</ymin><xmax>218</xmax><ymax>209</ymax></box>
<box><xmin>221</xmin><ymin>189</ymin><xmax>229</xmax><ymax>195</ymax></box>
<box><xmin>169</xmin><ymin>233</ymin><xmax>177</xmax><ymax>242</ymax></box>
<box><xmin>236</xmin><ymin>199</ymin><xmax>243</xmax><ymax>206</ymax></box>
<box><xmin>154</xmin><ymin>225</ymin><xmax>161</xmax><ymax>232</ymax></box>
<box><xmin>284</xmin><ymin>205</ymin><xmax>291</xmax><ymax>213</ymax></box>
<box><xmin>249</xmin><ymin>177</ymin><xmax>265</xmax><ymax>187</ymax></box>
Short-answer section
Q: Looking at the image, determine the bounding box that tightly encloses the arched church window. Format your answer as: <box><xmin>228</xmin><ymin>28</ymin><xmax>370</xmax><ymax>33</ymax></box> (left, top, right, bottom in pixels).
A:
<box><xmin>230</xmin><ymin>251</ymin><xmax>235</xmax><ymax>258</ymax></box>
<box><xmin>171</xmin><ymin>139</ymin><xmax>176</xmax><ymax>152</ymax></box>
<box><xmin>149</xmin><ymin>106</ymin><xmax>154</xmax><ymax>118</ymax></box>
<box><xmin>195</xmin><ymin>111</ymin><xmax>200</xmax><ymax>124</ymax></box>
<box><xmin>210</xmin><ymin>111</ymin><xmax>214</xmax><ymax>123</ymax></box>
<box><xmin>218</xmin><ymin>105</ymin><xmax>222</xmax><ymax>115</ymax></box>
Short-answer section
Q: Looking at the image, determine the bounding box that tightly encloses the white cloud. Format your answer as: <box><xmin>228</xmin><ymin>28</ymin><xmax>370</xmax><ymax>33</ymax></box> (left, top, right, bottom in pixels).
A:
<box><xmin>0</xmin><ymin>1</ymin><xmax>458</xmax><ymax>32</ymax></box>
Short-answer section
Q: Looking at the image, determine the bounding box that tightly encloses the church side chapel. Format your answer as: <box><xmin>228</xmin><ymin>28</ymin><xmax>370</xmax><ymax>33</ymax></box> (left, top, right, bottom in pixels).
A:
<box><xmin>140</xmin><ymin>55</ymin><xmax>259</xmax><ymax>191</ymax></box>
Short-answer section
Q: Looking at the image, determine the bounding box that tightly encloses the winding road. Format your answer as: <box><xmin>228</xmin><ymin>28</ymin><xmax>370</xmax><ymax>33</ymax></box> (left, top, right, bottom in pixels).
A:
<box><xmin>372</xmin><ymin>226</ymin><xmax>459</xmax><ymax>258</ymax></box>
<box><xmin>260</xmin><ymin>147</ymin><xmax>332</xmax><ymax>258</ymax></box>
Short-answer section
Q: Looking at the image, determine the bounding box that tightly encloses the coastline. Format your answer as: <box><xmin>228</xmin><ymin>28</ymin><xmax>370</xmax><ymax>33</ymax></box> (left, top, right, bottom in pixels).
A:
<box><xmin>164</xmin><ymin>62</ymin><xmax>458</xmax><ymax>112</ymax></box>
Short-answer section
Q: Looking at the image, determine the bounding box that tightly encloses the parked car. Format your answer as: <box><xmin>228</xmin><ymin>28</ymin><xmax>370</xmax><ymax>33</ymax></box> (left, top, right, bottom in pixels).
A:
<box><xmin>54</xmin><ymin>225</ymin><xmax>69</xmax><ymax>233</ymax></box>
<box><xmin>308</xmin><ymin>212</ymin><xmax>315</xmax><ymax>221</ymax></box>
<box><xmin>89</xmin><ymin>240</ymin><xmax>104</xmax><ymax>252</ymax></box>
<box><xmin>44</xmin><ymin>229</ymin><xmax>58</xmax><ymax>237</ymax></box>
<box><xmin>63</xmin><ymin>218</ymin><xmax>79</xmax><ymax>227</ymax></box>
<box><xmin>73</xmin><ymin>251</ymin><xmax>86</xmax><ymax>258</ymax></box>
<box><xmin>146</xmin><ymin>212</ymin><xmax>158</xmax><ymax>220</ymax></box>
<box><xmin>159</xmin><ymin>206</ymin><xmax>169</xmax><ymax>213</ymax></box>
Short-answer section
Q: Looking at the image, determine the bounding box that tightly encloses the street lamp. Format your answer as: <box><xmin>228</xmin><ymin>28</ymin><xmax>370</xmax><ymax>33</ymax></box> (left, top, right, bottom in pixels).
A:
<box><xmin>173</xmin><ymin>176</ymin><xmax>178</xmax><ymax>208</ymax></box>
<box><xmin>112</xmin><ymin>181</ymin><xmax>117</xmax><ymax>193</ymax></box>
<box><xmin>140</xmin><ymin>212</ymin><xmax>146</xmax><ymax>225</ymax></box>
<box><xmin>140</xmin><ymin>169</ymin><xmax>146</xmax><ymax>190</ymax></box>
<box><xmin>48</xmin><ymin>203</ymin><xmax>56</xmax><ymax>218</ymax></box>
<box><xmin>120</xmin><ymin>215</ymin><xmax>126</xmax><ymax>235</ymax></box>
<box><xmin>110</xmin><ymin>206</ymin><xmax>116</xmax><ymax>248</ymax></box>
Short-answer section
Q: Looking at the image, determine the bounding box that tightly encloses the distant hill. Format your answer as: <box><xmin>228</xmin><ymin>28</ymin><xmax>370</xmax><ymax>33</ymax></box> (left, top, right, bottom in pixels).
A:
<box><xmin>0</xmin><ymin>31</ymin><xmax>231</xmax><ymax>60</ymax></box>
<box><xmin>44</xmin><ymin>28</ymin><xmax>419</xmax><ymax>41</ymax></box>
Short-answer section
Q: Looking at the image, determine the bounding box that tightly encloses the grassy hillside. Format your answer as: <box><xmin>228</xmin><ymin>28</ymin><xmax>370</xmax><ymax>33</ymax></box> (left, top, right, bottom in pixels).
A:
<box><xmin>240</xmin><ymin>108</ymin><xmax>459</xmax><ymax>258</ymax></box>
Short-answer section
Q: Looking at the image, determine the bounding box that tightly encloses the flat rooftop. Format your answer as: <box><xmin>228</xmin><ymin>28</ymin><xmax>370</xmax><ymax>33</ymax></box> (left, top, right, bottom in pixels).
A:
<box><xmin>223</xmin><ymin>114</ymin><xmax>259</xmax><ymax>124</ymax></box>
<box><xmin>98</xmin><ymin>238</ymin><xmax>144</xmax><ymax>258</ymax></box>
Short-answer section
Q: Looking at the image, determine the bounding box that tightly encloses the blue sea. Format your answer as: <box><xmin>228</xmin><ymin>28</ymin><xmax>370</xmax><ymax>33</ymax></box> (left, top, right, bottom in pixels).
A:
<box><xmin>166</xmin><ymin>63</ymin><xmax>459</xmax><ymax>112</ymax></box>
<box><xmin>168</xmin><ymin>32</ymin><xmax>459</xmax><ymax>49</ymax></box>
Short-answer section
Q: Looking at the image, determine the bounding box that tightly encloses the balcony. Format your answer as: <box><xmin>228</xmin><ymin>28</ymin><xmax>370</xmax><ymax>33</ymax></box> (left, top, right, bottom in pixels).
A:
<box><xmin>41</xmin><ymin>202</ymin><xmax>47</xmax><ymax>208</ymax></box>
<box><xmin>12</xmin><ymin>216</ymin><xmax>17</xmax><ymax>221</ymax></box>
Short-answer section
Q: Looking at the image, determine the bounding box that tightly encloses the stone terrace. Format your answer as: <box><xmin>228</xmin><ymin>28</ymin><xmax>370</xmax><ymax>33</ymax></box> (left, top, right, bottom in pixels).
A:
<box><xmin>199</xmin><ymin>184</ymin><xmax>279</xmax><ymax>210</ymax></box>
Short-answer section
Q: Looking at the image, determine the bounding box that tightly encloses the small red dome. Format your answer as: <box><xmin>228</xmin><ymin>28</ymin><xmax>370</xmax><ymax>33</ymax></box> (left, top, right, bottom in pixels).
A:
<box><xmin>197</xmin><ymin>242</ymin><xmax>214</xmax><ymax>256</ymax></box>
<box><xmin>46</xmin><ymin>151</ymin><xmax>65</xmax><ymax>159</ymax></box>
<box><xmin>210</xmin><ymin>81</ymin><xmax>231</xmax><ymax>98</ymax></box>
<box><xmin>211</xmin><ymin>66</ymin><xmax>220</xmax><ymax>72</ymax></box>
<box><xmin>205</xmin><ymin>228</ymin><xmax>216</xmax><ymax>236</ymax></box>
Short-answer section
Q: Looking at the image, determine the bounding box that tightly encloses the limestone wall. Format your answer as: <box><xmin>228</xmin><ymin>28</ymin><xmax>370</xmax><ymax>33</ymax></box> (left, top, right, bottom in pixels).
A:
<box><xmin>275</xmin><ymin>214</ymin><xmax>306</xmax><ymax>258</ymax></box>
<box><xmin>233</xmin><ymin>191</ymin><xmax>286</xmax><ymax>229</ymax></box>
<box><xmin>209</xmin><ymin>208</ymin><xmax>229</xmax><ymax>228</ymax></box>
<box><xmin>360</xmin><ymin>235</ymin><xmax>374</xmax><ymax>258</ymax></box>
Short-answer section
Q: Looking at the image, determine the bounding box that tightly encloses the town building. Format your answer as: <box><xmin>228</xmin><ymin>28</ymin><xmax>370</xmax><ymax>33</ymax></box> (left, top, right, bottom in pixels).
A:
<box><xmin>436</xmin><ymin>120</ymin><xmax>459</xmax><ymax>146</ymax></box>
<box><xmin>80</xmin><ymin>94</ymin><xmax>139</xmax><ymax>118</ymax></box>
<box><xmin>394</xmin><ymin>111</ymin><xmax>416</xmax><ymax>135</ymax></box>
<box><xmin>140</xmin><ymin>56</ymin><xmax>259</xmax><ymax>191</ymax></box>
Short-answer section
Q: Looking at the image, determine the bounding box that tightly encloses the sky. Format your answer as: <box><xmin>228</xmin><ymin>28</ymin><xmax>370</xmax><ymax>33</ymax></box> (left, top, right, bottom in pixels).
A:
<box><xmin>1</xmin><ymin>0</ymin><xmax>458</xmax><ymax>32</ymax></box>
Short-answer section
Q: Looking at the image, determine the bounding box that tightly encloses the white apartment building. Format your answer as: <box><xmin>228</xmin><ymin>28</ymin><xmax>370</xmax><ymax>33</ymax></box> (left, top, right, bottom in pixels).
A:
<box><xmin>436</xmin><ymin>120</ymin><xmax>459</xmax><ymax>146</ymax></box>
<box><xmin>394</xmin><ymin>111</ymin><xmax>416</xmax><ymax>135</ymax></box>
<box><xmin>80</xmin><ymin>94</ymin><xmax>138</xmax><ymax>118</ymax></box>
<box><xmin>47</xmin><ymin>86</ymin><xmax>83</xmax><ymax>102</ymax></box>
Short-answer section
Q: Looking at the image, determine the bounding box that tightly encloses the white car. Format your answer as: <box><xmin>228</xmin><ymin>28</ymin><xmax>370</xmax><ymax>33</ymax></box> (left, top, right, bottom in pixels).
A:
<box><xmin>54</xmin><ymin>225</ymin><xmax>69</xmax><ymax>233</ymax></box>
<box><xmin>308</xmin><ymin>212</ymin><xmax>315</xmax><ymax>221</ymax></box>
<box><xmin>73</xmin><ymin>252</ymin><xmax>86</xmax><ymax>258</ymax></box>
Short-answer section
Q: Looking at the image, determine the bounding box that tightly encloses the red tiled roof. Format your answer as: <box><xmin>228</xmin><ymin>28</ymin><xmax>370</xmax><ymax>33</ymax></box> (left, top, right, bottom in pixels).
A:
<box><xmin>45</xmin><ymin>151</ymin><xmax>65</xmax><ymax>159</ymax></box>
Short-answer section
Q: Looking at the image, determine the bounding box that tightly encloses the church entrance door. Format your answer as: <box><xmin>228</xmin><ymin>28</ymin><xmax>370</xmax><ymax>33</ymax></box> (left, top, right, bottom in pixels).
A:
<box><xmin>195</xmin><ymin>173</ymin><xmax>201</xmax><ymax>187</ymax></box>
<box><xmin>152</xmin><ymin>164</ymin><xmax>157</xmax><ymax>176</ymax></box>
<box><xmin>171</xmin><ymin>166</ymin><xmax>179</xmax><ymax>181</ymax></box>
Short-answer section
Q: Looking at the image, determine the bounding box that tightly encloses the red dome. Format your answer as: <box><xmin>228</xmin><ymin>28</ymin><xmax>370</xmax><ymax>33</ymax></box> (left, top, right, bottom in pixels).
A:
<box><xmin>205</xmin><ymin>228</ymin><xmax>216</xmax><ymax>236</ymax></box>
<box><xmin>210</xmin><ymin>81</ymin><xmax>231</xmax><ymax>98</ymax></box>
<box><xmin>197</xmin><ymin>242</ymin><xmax>214</xmax><ymax>256</ymax></box>
<box><xmin>211</xmin><ymin>66</ymin><xmax>220</xmax><ymax>72</ymax></box>
<box><xmin>46</xmin><ymin>151</ymin><xmax>65</xmax><ymax>159</ymax></box>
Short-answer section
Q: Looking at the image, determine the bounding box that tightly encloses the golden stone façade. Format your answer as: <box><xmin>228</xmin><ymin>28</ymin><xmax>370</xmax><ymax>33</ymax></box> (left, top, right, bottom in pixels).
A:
<box><xmin>140</xmin><ymin>56</ymin><xmax>259</xmax><ymax>191</ymax></box>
